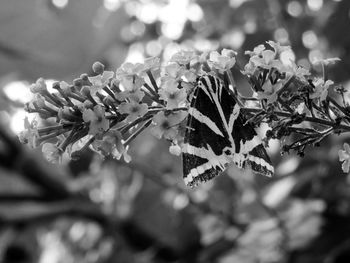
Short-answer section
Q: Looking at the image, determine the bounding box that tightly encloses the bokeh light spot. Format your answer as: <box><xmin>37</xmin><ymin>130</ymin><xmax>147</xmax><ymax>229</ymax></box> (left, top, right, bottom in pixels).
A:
<box><xmin>221</xmin><ymin>29</ymin><xmax>245</xmax><ymax>49</ymax></box>
<box><xmin>187</xmin><ymin>3</ymin><xmax>203</xmax><ymax>22</ymax></box>
<box><xmin>146</xmin><ymin>40</ymin><xmax>162</xmax><ymax>56</ymax></box>
<box><xmin>103</xmin><ymin>0</ymin><xmax>121</xmax><ymax>11</ymax></box>
<box><xmin>308</xmin><ymin>49</ymin><xmax>323</xmax><ymax>64</ymax></box>
<box><xmin>264</xmin><ymin>176</ymin><xmax>297</xmax><ymax>208</ymax></box>
<box><xmin>302</xmin><ymin>30</ymin><xmax>318</xmax><ymax>49</ymax></box>
<box><xmin>45</xmin><ymin>79</ymin><xmax>57</xmax><ymax>93</ymax></box>
<box><xmin>161</xmin><ymin>23</ymin><xmax>183</xmax><ymax>40</ymax></box>
<box><xmin>3</xmin><ymin>81</ymin><xmax>31</xmax><ymax>103</ymax></box>
<box><xmin>244</xmin><ymin>20</ymin><xmax>257</xmax><ymax>34</ymax></box>
<box><xmin>69</xmin><ymin>222</ymin><xmax>85</xmax><ymax>242</ymax></box>
<box><xmin>130</xmin><ymin>20</ymin><xmax>146</xmax><ymax>37</ymax></box>
<box><xmin>229</xmin><ymin>0</ymin><xmax>248</xmax><ymax>8</ymax></box>
<box><xmin>52</xmin><ymin>0</ymin><xmax>68</xmax><ymax>9</ymax></box>
<box><xmin>39</xmin><ymin>231</ymin><xmax>65</xmax><ymax>263</ymax></box>
<box><xmin>10</xmin><ymin>109</ymin><xmax>29</xmax><ymax>133</ymax></box>
<box><xmin>124</xmin><ymin>1</ymin><xmax>139</xmax><ymax>16</ymax></box>
<box><xmin>125</xmin><ymin>43</ymin><xmax>145</xmax><ymax>63</ymax></box>
<box><xmin>173</xmin><ymin>193</ymin><xmax>189</xmax><ymax>210</ymax></box>
<box><xmin>193</xmin><ymin>38</ymin><xmax>219</xmax><ymax>52</ymax></box>
<box><xmin>307</xmin><ymin>0</ymin><xmax>323</xmax><ymax>11</ymax></box>
<box><xmin>287</xmin><ymin>1</ymin><xmax>303</xmax><ymax>17</ymax></box>
<box><xmin>277</xmin><ymin>157</ymin><xmax>300</xmax><ymax>176</ymax></box>
<box><xmin>163</xmin><ymin>42</ymin><xmax>181</xmax><ymax>61</ymax></box>
<box><xmin>121</xmin><ymin>25</ymin><xmax>135</xmax><ymax>42</ymax></box>
<box><xmin>274</xmin><ymin>28</ymin><xmax>289</xmax><ymax>44</ymax></box>
<box><xmin>137</xmin><ymin>3</ymin><xmax>159</xmax><ymax>24</ymax></box>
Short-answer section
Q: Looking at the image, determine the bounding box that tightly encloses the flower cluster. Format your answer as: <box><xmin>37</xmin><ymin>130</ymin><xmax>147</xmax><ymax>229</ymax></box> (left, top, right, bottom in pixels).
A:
<box><xmin>19</xmin><ymin>41</ymin><xmax>349</xmax><ymax>175</ymax></box>
<box><xmin>241</xmin><ymin>42</ymin><xmax>347</xmax><ymax>161</ymax></box>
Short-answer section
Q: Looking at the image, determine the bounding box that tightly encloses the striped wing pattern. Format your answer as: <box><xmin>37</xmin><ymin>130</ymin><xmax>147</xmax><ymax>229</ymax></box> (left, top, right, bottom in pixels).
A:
<box><xmin>182</xmin><ymin>75</ymin><xmax>274</xmax><ymax>187</ymax></box>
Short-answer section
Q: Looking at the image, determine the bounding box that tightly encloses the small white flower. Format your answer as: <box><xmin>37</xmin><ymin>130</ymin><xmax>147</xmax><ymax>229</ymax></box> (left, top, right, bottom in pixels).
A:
<box><xmin>82</xmin><ymin>105</ymin><xmax>109</xmax><ymax>135</ymax></box>
<box><xmin>30</xmin><ymin>78</ymin><xmax>47</xmax><ymax>94</ymax></box>
<box><xmin>116</xmin><ymin>62</ymin><xmax>143</xmax><ymax>80</ymax></box>
<box><xmin>287</xmin><ymin>61</ymin><xmax>310</xmax><ymax>81</ymax></box>
<box><xmin>257</xmin><ymin>81</ymin><xmax>283</xmax><ymax>104</ymax></box>
<box><xmin>162</xmin><ymin>63</ymin><xmax>185</xmax><ymax>80</ymax></box>
<box><xmin>245</xmin><ymin>44</ymin><xmax>266</xmax><ymax>57</ymax></box>
<box><xmin>118</xmin><ymin>89</ymin><xmax>145</xmax><ymax>103</ymax></box>
<box><xmin>207</xmin><ymin>49</ymin><xmax>236</xmax><ymax>73</ymax></box>
<box><xmin>266</xmin><ymin>40</ymin><xmax>291</xmax><ymax>55</ymax></box>
<box><xmin>94</xmin><ymin>130</ymin><xmax>131</xmax><ymax>162</ymax></box>
<box><xmin>142</xmin><ymin>57</ymin><xmax>160</xmax><ymax>72</ymax></box>
<box><xmin>250</xmin><ymin>50</ymin><xmax>282</xmax><ymax>70</ymax></box>
<box><xmin>159</xmin><ymin>79</ymin><xmax>187</xmax><ymax>109</ymax></box>
<box><xmin>18</xmin><ymin>117</ymin><xmax>39</xmax><ymax>148</ymax></box>
<box><xmin>118</xmin><ymin>101</ymin><xmax>148</xmax><ymax>123</ymax></box>
<box><xmin>242</xmin><ymin>60</ymin><xmax>257</xmax><ymax>76</ymax></box>
<box><xmin>296</xmin><ymin>102</ymin><xmax>307</xmax><ymax>115</ymax></box>
<box><xmin>88</xmin><ymin>71</ymin><xmax>114</xmax><ymax>95</ymax></box>
<box><xmin>170</xmin><ymin>50</ymin><xmax>198</xmax><ymax>65</ymax></box>
<box><xmin>310</xmin><ymin>79</ymin><xmax>334</xmax><ymax>102</ymax></box>
<box><xmin>151</xmin><ymin>111</ymin><xmax>187</xmax><ymax>140</ymax></box>
<box><xmin>119</xmin><ymin>75</ymin><xmax>144</xmax><ymax>92</ymax></box>
<box><xmin>312</xmin><ymin>57</ymin><xmax>341</xmax><ymax>66</ymax></box>
<box><xmin>42</xmin><ymin>142</ymin><xmax>62</xmax><ymax>163</ymax></box>
<box><xmin>135</xmin><ymin>57</ymin><xmax>161</xmax><ymax>79</ymax></box>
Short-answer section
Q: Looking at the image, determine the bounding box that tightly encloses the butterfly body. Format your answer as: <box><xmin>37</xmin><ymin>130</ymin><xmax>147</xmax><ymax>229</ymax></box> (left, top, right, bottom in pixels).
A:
<box><xmin>182</xmin><ymin>74</ymin><xmax>274</xmax><ymax>187</ymax></box>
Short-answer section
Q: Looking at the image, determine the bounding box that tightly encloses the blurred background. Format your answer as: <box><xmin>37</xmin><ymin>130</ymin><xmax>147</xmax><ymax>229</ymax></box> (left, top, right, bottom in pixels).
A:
<box><xmin>1</xmin><ymin>0</ymin><xmax>350</xmax><ymax>262</ymax></box>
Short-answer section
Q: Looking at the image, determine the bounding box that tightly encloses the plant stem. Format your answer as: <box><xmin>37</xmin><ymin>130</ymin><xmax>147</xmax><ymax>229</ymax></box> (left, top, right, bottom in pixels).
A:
<box><xmin>328</xmin><ymin>96</ymin><xmax>348</xmax><ymax>117</ymax></box>
<box><xmin>143</xmin><ymin>83</ymin><xmax>158</xmax><ymax>97</ymax></box>
<box><xmin>119</xmin><ymin>115</ymin><xmax>153</xmax><ymax>135</ymax></box>
<box><xmin>147</xmin><ymin>70</ymin><xmax>159</xmax><ymax>93</ymax></box>
<box><xmin>123</xmin><ymin>119</ymin><xmax>152</xmax><ymax>146</ymax></box>
<box><xmin>224</xmin><ymin>71</ymin><xmax>244</xmax><ymax>107</ymax></box>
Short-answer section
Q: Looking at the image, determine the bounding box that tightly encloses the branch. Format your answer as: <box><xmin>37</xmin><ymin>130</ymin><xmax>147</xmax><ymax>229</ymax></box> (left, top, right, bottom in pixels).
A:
<box><xmin>0</xmin><ymin>198</ymin><xmax>111</xmax><ymax>228</ymax></box>
<box><xmin>0</xmin><ymin>193</ymin><xmax>60</xmax><ymax>203</ymax></box>
<box><xmin>0</xmin><ymin>127</ymin><xmax>74</xmax><ymax>199</ymax></box>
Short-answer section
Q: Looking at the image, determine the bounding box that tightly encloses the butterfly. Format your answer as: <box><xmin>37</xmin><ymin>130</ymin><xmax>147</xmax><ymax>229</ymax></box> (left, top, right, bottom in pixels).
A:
<box><xmin>182</xmin><ymin>74</ymin><xmax>274</xmax><ymax>187</ymax></box>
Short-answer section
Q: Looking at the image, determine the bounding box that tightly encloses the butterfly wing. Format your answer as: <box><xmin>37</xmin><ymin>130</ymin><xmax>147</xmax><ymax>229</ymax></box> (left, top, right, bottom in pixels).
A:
<box><xmin>218</xmin><ymin>77</ymin><xmax>274</xmax><ymax>177</ymax></box>
<box><xmin>182</xmin><ymin>75</ymin><xmax>273</xmax><ymax>187</ymax></box>
<box><xmin>231</xmin><ymin>114</ymin><xmax>274</xmax><ymax>177</ymax></box>
<box><xmin>182</xmin><ymin>76</ymin><xmax>231</xmax><ymax>187</ymax></box>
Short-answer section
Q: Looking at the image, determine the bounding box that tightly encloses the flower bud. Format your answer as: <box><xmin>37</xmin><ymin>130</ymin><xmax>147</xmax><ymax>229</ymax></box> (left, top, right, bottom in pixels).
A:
<box><xmin>24</xmin><ymin>102</ymin><xmax>35</xmax><ymax>112</ymax></box>
<box><xmin>60</xmin><ymin>81</ymin><xmax>72</xmax><ymax>95</ymax></box>
<box><xmin>83</xmin><ymin>100</ymin><xmax>94</xmax><ymax>109</ymax></box>
<box><xmin>52</xmin><ymin>81</ymin><xmax>61</xmax><ymax>90</ymax></box>
<box><xmin>222</xmin><ymin>48</ymin><xmax>237</xmax><ymax>58</ymax></box>
<box><xmin>34</xmin><ymin>94</ymin><xmax>46</xmax><ymax>108</ymax></box>
<box><xmin>80</xmin><ymin>73</ymin><xmax>91</xmax><ymax>86</ymax></box>
<box><xmin>81</xmin><ymin>86</ymin><xmax>91</xmax><ymax>97</ymax></box>
<box><xmin>73</xmin><ymin>78</ymin><xmax>83</xmax><ymax>88</ymax></box>
<box><xmin>30</xmin><ymin>78</ymin><xmax>47</xmax><ymax>94</ymax></box>
<box><xmin>92</xmin><ymin>61</ymin><xmax>105</xmax><ymax>74</ymax></box>
<box><xmin>80</xmin><ymin>73</ymin><xmax>89</xmax><ymax>81</ymax></box>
